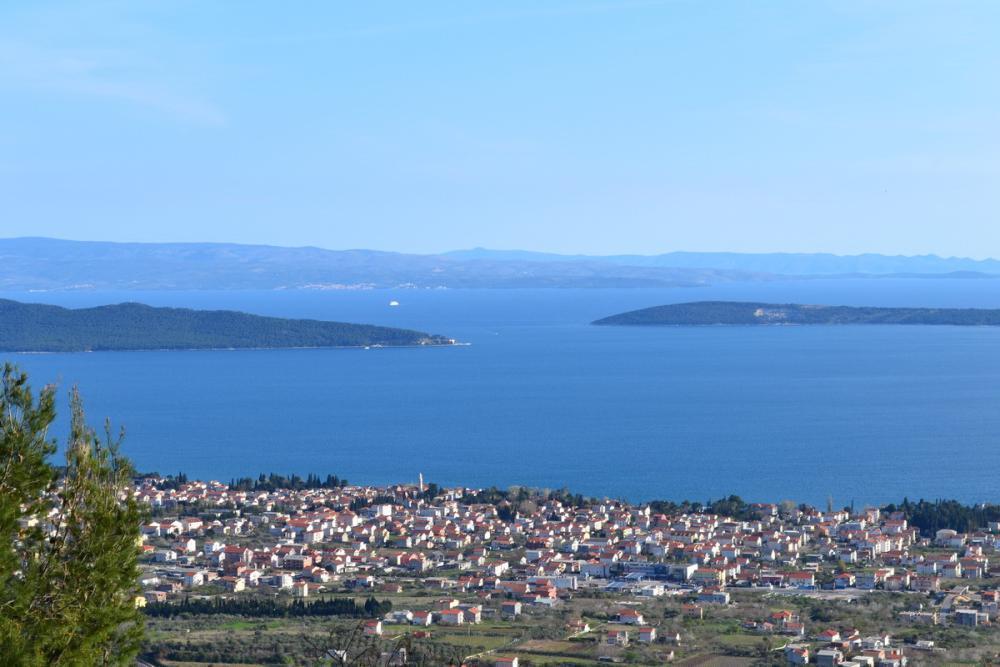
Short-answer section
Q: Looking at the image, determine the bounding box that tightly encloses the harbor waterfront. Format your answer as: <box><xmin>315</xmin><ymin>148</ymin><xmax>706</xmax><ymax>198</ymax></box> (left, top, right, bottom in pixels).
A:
<box><xmin>5</xmin><ymin>279</ymin><xmax>1000</xmax><ymax>507</ymax></box>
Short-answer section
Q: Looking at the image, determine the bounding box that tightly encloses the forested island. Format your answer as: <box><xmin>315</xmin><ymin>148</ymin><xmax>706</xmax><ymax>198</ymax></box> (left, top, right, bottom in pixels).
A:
<box><xmin>594</xmin><ymin>300</ymin><xmax>1000</xmax><ymax>326</ymax></box>
<box><xmin>0</xmin><ymin>299</ymin><xmax>453</xmax><ymax>351</ymax></box>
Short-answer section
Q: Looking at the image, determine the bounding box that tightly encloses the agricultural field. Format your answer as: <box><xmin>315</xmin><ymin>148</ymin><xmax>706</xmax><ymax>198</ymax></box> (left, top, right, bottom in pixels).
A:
<box><xmin>139</xmin><ymin>585</ymin><xmax>1000</xmax><ymax>666</ymax></box>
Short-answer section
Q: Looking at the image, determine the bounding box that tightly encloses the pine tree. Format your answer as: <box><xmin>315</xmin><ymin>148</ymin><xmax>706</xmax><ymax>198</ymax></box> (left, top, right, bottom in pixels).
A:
<box><xmin>0</xmin><ymin>364</ymin><xmax>145</xmax><ymax>665</ymax></box>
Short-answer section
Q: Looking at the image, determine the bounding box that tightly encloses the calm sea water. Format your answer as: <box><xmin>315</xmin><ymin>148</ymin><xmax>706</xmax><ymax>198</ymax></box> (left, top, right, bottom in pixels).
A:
<box><xmin>4</xmin><ymin>279</ymin><xmax>1000</xmax><ymax>506</ymax></box>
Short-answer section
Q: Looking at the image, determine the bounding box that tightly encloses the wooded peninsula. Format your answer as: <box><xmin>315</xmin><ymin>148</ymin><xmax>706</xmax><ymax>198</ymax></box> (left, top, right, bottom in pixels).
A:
<box><xmin>0</xmin><ymin>299</ymin><xmax>453</xmax><ymax>351</ymax></box>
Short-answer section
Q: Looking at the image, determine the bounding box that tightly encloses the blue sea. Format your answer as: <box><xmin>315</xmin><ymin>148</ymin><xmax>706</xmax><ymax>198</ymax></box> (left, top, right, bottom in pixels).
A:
<box><xmin>5</xmin><ymin>279</ymin><xmax>1000</xmax><ymax>506</ymax></box>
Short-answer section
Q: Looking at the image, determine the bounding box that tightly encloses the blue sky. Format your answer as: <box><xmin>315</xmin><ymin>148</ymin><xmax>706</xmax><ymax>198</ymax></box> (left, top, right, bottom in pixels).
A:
<box><xmin>1</xmin><ymin>1</ymin><xmax>998</xmax><ymax>256</ymax></box>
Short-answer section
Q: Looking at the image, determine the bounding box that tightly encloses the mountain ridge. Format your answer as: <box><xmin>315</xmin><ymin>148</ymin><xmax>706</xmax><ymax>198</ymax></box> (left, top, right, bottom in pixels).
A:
<box><xmin>0</xmin><ymin>237</ymin><xmax>766</xmax><ymax>290</ymax></box>
<box><xmin>2</xmin><ymin>238</ymin><xmax>998</xmax><ymax>291</ymax></box>
<box><xmin>444</xmin><ymin>247</ymin><xmax>1000</xmax><ymax>275</ymax></box>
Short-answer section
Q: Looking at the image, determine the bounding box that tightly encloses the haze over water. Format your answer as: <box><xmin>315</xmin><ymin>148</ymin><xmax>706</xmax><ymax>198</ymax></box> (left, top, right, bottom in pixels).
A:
<box><xmin>5</xmin><ymin>278</ymin><xmax>1000</xmax><ymax>507</ymax></box>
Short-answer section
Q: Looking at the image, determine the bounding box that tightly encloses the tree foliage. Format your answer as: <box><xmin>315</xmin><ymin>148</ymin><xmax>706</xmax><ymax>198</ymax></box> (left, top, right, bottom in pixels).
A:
<box><xmin>300</xmin><ymin>620</ymin><xmax>464</xmax><ymax>667</ymax></box>
<box><xmin>885</xmin><ymin>498</ymin><xmax>1000</xmax><ymax>536</ymax></box>
<box><xmin>228</xmin><ymin>472</ymin><xmax>348</xmax><ymax>492</ymax></box>
<box><xmin>464</xmin><ymin>485</ymin><xmax>590</xmax><ymax>512</ymax></box>
<box><xmin>0</xmin><ymin>364</ymin><xmax>145</xmax><ymax>666</ymax></box>
<box><xmin>144</xmin><ymin>595</ymin><xmax>391</xmax><ymax>619</ymax></box>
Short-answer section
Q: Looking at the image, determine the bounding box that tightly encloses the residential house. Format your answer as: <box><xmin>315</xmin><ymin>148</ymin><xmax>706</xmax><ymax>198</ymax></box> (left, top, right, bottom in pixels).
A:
<box><xmin>438</xmin><ymin>609</ymin><xmax>464</xmax><ymax>625</ymax></box>
<box><xmin>698</xmin><ymin>590</ymin><xmax>730</xmax><ymax>605</ymax></box>
<box><xmin>815</xmin><ymin>649</ymin><xmax>844</xmax><ymax>667</ymax></box>
<box><xmin>784</xmin><ymin>645</ymin><xmax>809</xmax><ymax>665</ymax></box>
<box><xmin>787</xmin><ymin>571</ymin><xmax>816</xmax><ymax>589</ymax></box>
<box><xmin>617</xmin><ymin>608</ymin><xmax>645</xmax><ymax>625</ymax></box>
<box><xmin>501</xmin><ymin>601</ymin><xmax>522</xmax><ymax>619</ymax></box>
<box><xmin>606</xmin><ymin>629</ymin><xmax>629</xmax><ymax>646</ymax></box>
<box><xmin>682</xmin><ymin>603</ymin><xmax>704</xmax><ymax>619</ymax></box>
<box><xmin>182</xmin><ymin>571</ymin><xmax>204</xmax><ymax>588</ymax></box>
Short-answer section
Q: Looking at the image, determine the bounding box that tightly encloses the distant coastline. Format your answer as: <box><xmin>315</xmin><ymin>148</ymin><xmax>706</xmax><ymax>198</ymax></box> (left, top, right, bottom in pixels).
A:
<box><xmin>594</xmin><ymin>301</ymin><xmax>1000</xmax><ymax>327</ymax></box>
<box><xmin>6</xmin><ymin>238</ymin><xmax>1000</xmax><ymax>291</ymax></box>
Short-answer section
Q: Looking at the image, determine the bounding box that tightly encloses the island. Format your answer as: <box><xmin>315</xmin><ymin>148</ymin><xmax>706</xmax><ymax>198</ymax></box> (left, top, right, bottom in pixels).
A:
<box><xmin>593</xmin><ymin>300</ymin><xmax>1000</xmax><ymax>326</ymax></box>
<box><xmin>0</xmin><ymin>299</ymin><xmax>454</xmax><ymax>352</ymax></box>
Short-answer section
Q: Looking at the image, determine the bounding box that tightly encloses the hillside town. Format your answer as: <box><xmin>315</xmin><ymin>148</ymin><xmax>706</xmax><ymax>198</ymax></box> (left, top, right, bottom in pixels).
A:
<box><xmin>132</xmin><ymin>475</ymin><xmax>1000</xmax><ymax>665</ymax></box>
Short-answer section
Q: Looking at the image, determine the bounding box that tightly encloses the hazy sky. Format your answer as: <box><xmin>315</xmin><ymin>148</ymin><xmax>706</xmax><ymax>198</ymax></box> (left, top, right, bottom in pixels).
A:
<box><xmin>1</xmin><ymin>1</ymin><xmax>998</xmax><ymax>256</ymax></box>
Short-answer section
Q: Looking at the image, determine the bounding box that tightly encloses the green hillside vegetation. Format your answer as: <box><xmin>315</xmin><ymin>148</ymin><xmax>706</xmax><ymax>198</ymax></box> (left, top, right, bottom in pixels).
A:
<box><xmin>0</xmin><ymin>299</ymin><xmax>453</xmax><ymax>352</ymax></box>
<box><xmin>594</xmin><ymin>300</ymin><xmax>1000</xmax><ymax>326</ymax></box>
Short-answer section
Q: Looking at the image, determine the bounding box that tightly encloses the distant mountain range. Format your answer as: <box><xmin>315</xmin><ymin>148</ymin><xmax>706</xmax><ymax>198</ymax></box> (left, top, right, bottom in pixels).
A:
<box><xmin>0</xmin><ymin>299</ymin><xmax>452</xmax><ymax>352</ymax></box>
<box><xmin>0</xmin><ymin>238</ymin><xmax>997</xmax><ymax>291</ymax></box>
<box><xmin>594</xmin><ymin>301</ymin><xmax>1000</xmax><ymax>327</ymax></box>
<box><xmin>445</xmin><ymin>248</ymin><xmax>1000</xmax><ymax>275</ymax></box>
